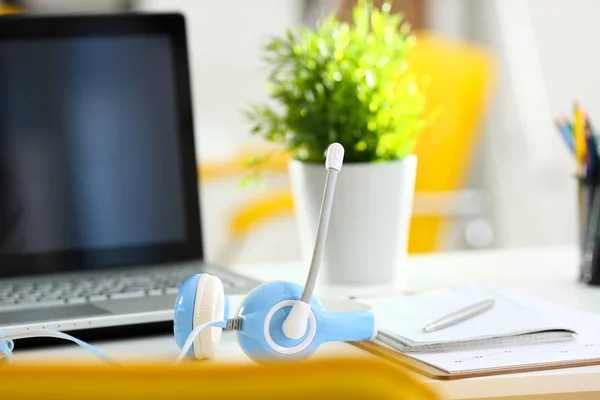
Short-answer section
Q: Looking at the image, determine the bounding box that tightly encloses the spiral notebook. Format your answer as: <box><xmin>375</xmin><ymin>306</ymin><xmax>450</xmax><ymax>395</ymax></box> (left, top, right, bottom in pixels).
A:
<box><xmin>353</xmin><ymin>286</ymin><xmax>600</xmax><ymax>379</ymax></box>
<box><xmin>361</xmin><ymin>286</ymin><xmax>576</xmax><ymax>354</ymax></box>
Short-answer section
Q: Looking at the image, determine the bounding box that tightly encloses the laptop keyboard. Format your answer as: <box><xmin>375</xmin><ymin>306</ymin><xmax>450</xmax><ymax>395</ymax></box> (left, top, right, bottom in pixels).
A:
<box><xmin>0</xmin><ymin>267</ymin><xmax>236</xmax><ymax>310</ymax></box>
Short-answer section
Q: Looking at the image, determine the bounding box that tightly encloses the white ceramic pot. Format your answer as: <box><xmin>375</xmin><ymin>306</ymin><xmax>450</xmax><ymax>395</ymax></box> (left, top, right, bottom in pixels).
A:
<box><xmin>289</xmin><ymin>155</ymin><xmax>417</xmax><ymax>285</ymax></box>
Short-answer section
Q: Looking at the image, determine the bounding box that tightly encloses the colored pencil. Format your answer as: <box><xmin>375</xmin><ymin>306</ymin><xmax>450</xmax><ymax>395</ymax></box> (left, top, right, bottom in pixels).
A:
<box><xmin>555</xmin><ymin>117</ymin><xmax>575</xmax><ymax>153</ymax></box>
<box><xmin>574</xmin><ymin>103</ymin><xmax>587</xmax><ymax>177</ymax></box>
<box><xmin>587</xmin><ymin>118</ymin><xmax>599</xmax><ymax>177</ymax></box>
<box><xmin>554</xmin><ymin>103</ymin><xmax>600</xmax><ymax>181</ymax></box>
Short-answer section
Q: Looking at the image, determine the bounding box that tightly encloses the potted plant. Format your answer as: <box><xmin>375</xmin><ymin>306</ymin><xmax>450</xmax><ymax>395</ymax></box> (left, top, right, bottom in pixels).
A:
<box><xmin>246</xmin><ymin>1</ymin><xmax>430</xmax><ymax>284</ymax></box>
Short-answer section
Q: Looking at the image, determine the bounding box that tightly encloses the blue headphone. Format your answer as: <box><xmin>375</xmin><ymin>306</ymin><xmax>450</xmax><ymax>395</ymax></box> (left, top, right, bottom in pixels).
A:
<box><xmin>0</xmin><ymin>335</ymin><xmax>13</xmax><ymax>362</ymax></box>
<box><xmin>0</xmin><ymin>143</ymin><xmax>376</xmax><ymax>364</ymax></box>
<box><xmin>173</xmin><ymin>278</ymin><xmax>376</xmax><ymax>362</ymax></box>
<box><xmin>173</xmin><ymin>143</ymin><xmax>376</xmax><ymax>362</ymax></box>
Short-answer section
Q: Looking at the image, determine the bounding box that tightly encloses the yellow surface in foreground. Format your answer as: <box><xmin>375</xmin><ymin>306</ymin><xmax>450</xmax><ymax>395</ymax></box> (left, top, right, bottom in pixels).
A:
<box><xmin>1</xmin><ymin>356</ymin><xmax>442</xmax><ymax>399</ymax></box>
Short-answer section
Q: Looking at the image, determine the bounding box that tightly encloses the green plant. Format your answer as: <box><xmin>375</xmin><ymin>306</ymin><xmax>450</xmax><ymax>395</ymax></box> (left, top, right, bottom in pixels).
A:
<box><xmin>246</xmin><ymin>0</ymin><xmax>430</xmax><ymax>165</ymax></box>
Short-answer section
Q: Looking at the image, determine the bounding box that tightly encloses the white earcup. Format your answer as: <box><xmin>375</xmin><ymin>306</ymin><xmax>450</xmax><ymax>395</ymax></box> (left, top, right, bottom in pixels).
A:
<box><xmin>192</xmin><ymin>274</ymin><xmax>225</xmax><ymax>359</ymax></box>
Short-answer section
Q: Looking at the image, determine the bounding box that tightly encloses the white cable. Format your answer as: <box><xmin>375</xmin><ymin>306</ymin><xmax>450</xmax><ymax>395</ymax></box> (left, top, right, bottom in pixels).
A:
<box><xmin>0</xmin><ymin>330</ymin><xmax>117</xmax><ymax>364</ymax></box>
<box><xmin>174</xmin><ymin>320</ymin><xmax>227</xmax><ymax>364</ymax></box>
<box><xmin>0</xmin><ymin>319</ymin><xmax>233</xmax><ymax>365</ymax></box>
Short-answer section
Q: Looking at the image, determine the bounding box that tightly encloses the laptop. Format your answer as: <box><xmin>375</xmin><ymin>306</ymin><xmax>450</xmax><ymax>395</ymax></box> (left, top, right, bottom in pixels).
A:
<box><xmin>0</xmin><ymin>13</ymin><xmax>259</xmax><ymax>333</ymax></box>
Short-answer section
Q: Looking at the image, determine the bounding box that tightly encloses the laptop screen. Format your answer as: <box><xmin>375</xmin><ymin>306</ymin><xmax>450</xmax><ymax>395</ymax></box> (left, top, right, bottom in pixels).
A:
<box><xmin>0</xmin><ymin>14</ymin><xmax>203</xmax><ymax>277</ymax></box>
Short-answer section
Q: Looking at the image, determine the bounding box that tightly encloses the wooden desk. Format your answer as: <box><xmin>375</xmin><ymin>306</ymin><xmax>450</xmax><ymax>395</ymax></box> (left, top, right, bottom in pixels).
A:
<box><xmin>13</xmin><ymin>246</ymin><xmax>600</xmax><ymax>400</ymax></box>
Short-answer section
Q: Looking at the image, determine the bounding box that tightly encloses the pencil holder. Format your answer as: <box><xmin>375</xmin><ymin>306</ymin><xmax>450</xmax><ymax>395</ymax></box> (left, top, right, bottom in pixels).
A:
<box><xmin>578</xmin><ymin>178</ymin><xmax>600</xmax><ymax>284</ymax></box>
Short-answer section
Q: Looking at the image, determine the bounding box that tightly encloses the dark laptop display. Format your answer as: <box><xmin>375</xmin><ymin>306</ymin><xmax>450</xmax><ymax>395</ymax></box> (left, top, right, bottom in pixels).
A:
<box><xmin>0</xmin><ymin>14</ymin><xmax>254</xmax><ymax>334</ymax></box>
<box><xmin>0</xmin><ymin>14</ymin><xmax>203</xmax><ymax>277</ymax></box>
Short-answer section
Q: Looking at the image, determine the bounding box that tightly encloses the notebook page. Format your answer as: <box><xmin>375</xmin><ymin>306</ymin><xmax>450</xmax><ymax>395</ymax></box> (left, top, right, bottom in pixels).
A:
<box><xmin>362</xmin><ymin>286</ymin><xmax>571</xmax><ymax>345</ymax></box>
<box><xmin>408</xmin><ymin>291</ymin><xmax>600</xmax><ymax>373</ymax></box>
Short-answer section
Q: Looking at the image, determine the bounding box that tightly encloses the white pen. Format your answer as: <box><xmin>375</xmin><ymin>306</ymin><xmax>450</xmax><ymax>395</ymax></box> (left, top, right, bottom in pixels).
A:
<box><xmin>422</xmin><ymin>299</ymin><xmax>496</xmax><ymax>333</ymax></box>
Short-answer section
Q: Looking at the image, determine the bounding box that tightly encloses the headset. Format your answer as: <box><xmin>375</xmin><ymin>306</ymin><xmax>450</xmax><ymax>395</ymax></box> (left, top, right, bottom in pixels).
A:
<box><xmin>0</xmin><ymin>143</ymin><xmax>376</xmax><ymax>364</ymax></box>
<box><xmin>173</xmin><ymin>142</ymin><xmax>375</xmax><ymax>363</ymax></box>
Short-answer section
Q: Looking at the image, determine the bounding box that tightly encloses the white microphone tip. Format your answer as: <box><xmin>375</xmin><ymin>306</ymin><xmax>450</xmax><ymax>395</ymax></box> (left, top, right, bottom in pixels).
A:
<box><xmin>282</xmin><ymin>301</ymin><xmax>311</xmax><ymax>340</ymax></box>
<box><xmin>325</xmin><ymin>143</ymin><xmax>344</xmax><ymax>171</ymax></box>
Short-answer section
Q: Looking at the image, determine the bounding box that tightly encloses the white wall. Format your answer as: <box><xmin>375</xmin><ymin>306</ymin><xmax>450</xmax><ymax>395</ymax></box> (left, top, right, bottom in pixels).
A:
<box><xmin>529</xmin><ymin>0</ymin><xmax>600</xmax><ymax>120</ymax></box>
<box><xmin>139</xmin><ymin>0</ymin><xmax>304</xmax><ymax>159</ymax></box>
<box><xmin>426</xmin><ymin>0</ymin><xmax>583</xmax><ymax>249</ymax></box>
<box><xmin>137</xmin><ymin>0</ymin><xmax>305</xmax><ymax>263</ymax></box>
<box><xmin>482</xmin><ymin>0</ymin><xmax>580</xmax><ymax>248</ymax></box>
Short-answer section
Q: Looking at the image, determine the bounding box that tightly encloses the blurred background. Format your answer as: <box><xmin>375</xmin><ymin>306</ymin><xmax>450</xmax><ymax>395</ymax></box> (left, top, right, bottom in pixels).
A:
<box><xmin>0</xmin><ymin>0</ymin><xmax>588</xmax><ymax>265</ymax></box>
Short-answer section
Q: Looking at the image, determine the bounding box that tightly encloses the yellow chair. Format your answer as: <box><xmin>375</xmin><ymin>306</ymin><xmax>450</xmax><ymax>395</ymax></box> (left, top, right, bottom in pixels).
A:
<box><xmin>0</xmin><ymin>3</ymin><xmax>22</xmax><ymax>14</ymax></box>
<box><xmin>406</xmin><ymin>32</ymin><xmax>494</xmax><ymax>252</ymax></box>
<box><xmin>1</xmin><ymin>357</ymin><xmax>443</xmax><ymax>399</ymax></box>
<box><xmin>202</xmin><ymin>32</ymin><xmax>494</xmax><ymax>263</ymax></box>
<box><xmin>198</xmin><ymin>148</ymin><xmax>290</xmax><ymax>183</ymax></box>
<box><xmin>199</xmin><ymin>149</ymin><xmax>293</xmax><ymax>265</ymax></box>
